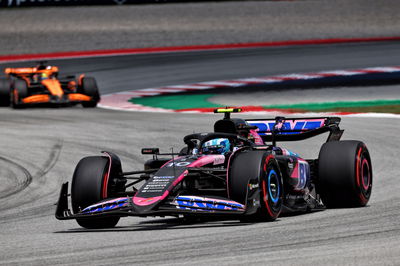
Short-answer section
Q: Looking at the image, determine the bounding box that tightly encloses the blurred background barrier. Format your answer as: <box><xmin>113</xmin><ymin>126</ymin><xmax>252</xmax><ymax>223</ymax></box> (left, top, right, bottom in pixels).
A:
<box><xmin>2</xmin><ymin>0</ymin><xmax>118</xmax><ymax>6</ymax></box>
<box><xmin>1</xmin><ymin>0</ymin><xmax>244</xmax><ymax>7</ymax></box>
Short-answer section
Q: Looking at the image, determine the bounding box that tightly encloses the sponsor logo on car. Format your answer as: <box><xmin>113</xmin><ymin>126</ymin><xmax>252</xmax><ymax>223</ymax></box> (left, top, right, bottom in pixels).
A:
<box><xmin>174</xmin><ymin>196</ymin><xmax>245</xmax><ymax>211</ymax></box>
<box><xmin>82</xmin><ymin>197</ymin><xmax>129</xmax><ymax>214</ymax></box>
<box><xmin>248</xmin><ymin>183</ymin><xmax>259</xmax><ymax>190</ymax></box>
<box><xmin>249</xmin><ymin>119</ymin><xmax>325</xmax><ymax>135</ymax></box>
<box><xmin>166</xmin><ymin>161</ymin><xmax>191</xmax><ymax>167</ymax></box>
<box><xmin>213</xmin><ymin>155</ymin><xmax>225</xmax><ymax>165</ymax></box>
<box><xmin>153</xmin><ymin>176</ymin><xmax>175</xmax><ymax>179</ymax></box>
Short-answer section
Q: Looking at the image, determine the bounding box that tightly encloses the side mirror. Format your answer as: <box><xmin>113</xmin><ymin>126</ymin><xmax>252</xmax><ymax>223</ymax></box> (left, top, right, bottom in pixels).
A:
<box><xmin>141</xmin><ymin>148</ymin><xmax>160</xmax><ymax>155</ymax></box>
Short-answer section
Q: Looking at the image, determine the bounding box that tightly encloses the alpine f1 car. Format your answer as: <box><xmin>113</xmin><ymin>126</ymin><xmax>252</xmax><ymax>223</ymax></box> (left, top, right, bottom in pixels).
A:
<box><xmin>55</xmin><ymin>108</ymin><xmax>372</xmax><ymax>229</ymax></box>
<box><xmin>0</xmin><ymin>62</ymin><xmax>100</xmax><ymax>108</ymax></box>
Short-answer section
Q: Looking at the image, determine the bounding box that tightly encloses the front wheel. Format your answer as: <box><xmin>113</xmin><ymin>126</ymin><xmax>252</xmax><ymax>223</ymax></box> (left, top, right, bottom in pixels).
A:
<box><xmin>259</xmin><ymin>156</ymin><xmax>283</xmax><ymax>221</ymax></box>
<box><xmin>11</xmin><ymin>79</ymin><xmax>28</xmax><ymax>109</ymax></box>
<box><xmin>71</xmin><ymin>156</ymin><xmax>121</xmax><ymax>229</ymax></box>
<box><xmin>318</xmin><ymin>140</ymin><xmax>372</xmax><ymax>208</ymax></box>
<box><xmin>229</xmin><ymin>151</ymin><xmax>283</xmax><ymax>222</ymax></box>
<box><xmin>79</xmin><ymin>77</ymin><xmax>100</xmax><ymax>108</ymax></box>
<box><xmin>0</xmin><ymin>78</ymin><xmax>11</xmax><ymax>106</ymax></box>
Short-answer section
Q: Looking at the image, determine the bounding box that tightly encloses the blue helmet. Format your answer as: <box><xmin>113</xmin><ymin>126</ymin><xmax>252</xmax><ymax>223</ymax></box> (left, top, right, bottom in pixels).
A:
<box><xmin>202</xmin><ymin>138</ymin><xmax>231</xmax><ymax>155</ymax></box>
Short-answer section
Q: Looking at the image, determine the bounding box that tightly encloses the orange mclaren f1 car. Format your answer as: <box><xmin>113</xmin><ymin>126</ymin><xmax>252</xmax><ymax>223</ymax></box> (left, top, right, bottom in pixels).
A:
<box><xmin>0</xmin><ymin>63</ymin><xmax>100</xmax><ymax>108</ymax></box>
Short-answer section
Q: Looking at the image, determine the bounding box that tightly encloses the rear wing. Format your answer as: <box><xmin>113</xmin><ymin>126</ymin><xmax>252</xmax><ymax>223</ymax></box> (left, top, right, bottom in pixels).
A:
<box><xmin>246</xmin><ymin>117</ymin><xmax>343</xmax><ymax>144</ymax></box>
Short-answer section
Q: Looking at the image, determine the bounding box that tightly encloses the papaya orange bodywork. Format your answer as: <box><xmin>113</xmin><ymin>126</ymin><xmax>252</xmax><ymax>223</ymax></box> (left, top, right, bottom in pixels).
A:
<box><xmin>41</xmin><ymin>79</ymin><xmax>64</xmax><ymax>97</ymax></box>
<box><xmin>4</xmin><ymin>64</ymin><xmax>99</xmax><ymax>107</ymax></box>
<box><xmin>22</xmin><ymin>95</ymin><xmax>50</xmax><ymax>104</ymax></box>
<box><xmin>5</xmin><ymin>66</ymin><xmax>58</xmax><ymax>75</ymax></box>
<box><xmin>68</xmin><ymin>93</ymin><xmax>92</xmax><ymax>102</ymax></box>
<box><xmin>21</xmin><ymin>94</ymin><xmax>92</xmax><ymax>104</ymax></box>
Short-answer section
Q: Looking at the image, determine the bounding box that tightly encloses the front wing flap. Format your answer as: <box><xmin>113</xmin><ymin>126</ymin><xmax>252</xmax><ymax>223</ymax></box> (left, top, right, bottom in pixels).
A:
<box><xmin>21</xmin><ymin>93</ymin><xmax>93</xmax><ymax>105</ymax></box>
<box><xmin>55</xmin><ymin>182</ymin><xmax>251</xmax><ymax>220</ymax></box>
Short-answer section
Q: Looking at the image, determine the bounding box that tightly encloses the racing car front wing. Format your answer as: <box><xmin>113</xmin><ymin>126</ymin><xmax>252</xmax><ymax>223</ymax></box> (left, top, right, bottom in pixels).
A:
<box><xmin>55</xmin><ymin>182</ymin><xmax>255</xmax><ymax>220</ymax></box>
<box><xmin>22</xmin><ymin>93</ymin><xmax>93</xmax><ymax>105</ymax></box>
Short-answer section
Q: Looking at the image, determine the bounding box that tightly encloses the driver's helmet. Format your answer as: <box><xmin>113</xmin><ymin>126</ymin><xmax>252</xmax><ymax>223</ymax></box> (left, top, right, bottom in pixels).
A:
<box><xmin>40</xmin><ymin>73</ymin><xmax>48</xmax><ymax>80</ymax></box>
<box><xmin>202</xmin><ymin>138</ymin><xmax>231</xmax><ymax>155</ymax></box>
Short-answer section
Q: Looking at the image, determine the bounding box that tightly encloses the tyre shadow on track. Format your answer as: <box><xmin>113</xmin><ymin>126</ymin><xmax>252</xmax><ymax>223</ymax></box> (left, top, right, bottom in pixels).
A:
<box><xmin>54</xmin><ymin>217</ymin><xmax>263</xmax><ymax>233</ymax></box>
<box><xmin>54</xmin><ymin>209</ymin><xmax>327</xmax><ymax>233</ymax></box>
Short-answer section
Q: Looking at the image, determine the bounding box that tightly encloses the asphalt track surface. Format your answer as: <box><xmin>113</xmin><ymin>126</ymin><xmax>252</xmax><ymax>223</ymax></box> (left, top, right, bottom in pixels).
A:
<box><xmin>1</xmin><ymin>43</ymin><xmax>400</xmax><ymax>265</ymax></box>
<box><xmin>3</xmin><ymin>41</ymin><xmax>400</xmax><ymax>94</ymax></box>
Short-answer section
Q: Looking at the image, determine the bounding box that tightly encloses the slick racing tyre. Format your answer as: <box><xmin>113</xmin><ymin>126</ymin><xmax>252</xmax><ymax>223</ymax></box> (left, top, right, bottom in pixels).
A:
<box><xmin>80</xmin><ymin>77</ymin><xmax>100</xmax><ymax>108</ymax></box>
<box><xmin>0</xmin><ymin>78</ymin><xmax>11</xmax><ymax>106</ymax></box>
<box><xmin>318</xmin><ymin>140</ymin><xmax>372</xmax><ymax>208</ymax></box>
<box><xmin>11</xmin><ymin>79</ymin><xmax>28</xmax><ymax>109</ymax></box>
<box><xmin>71</xmin><ymin>156</ymin><xmax>122</xmax><ymax>229</ymax></box>
<box><xmin>229</xmin><ymin>151</ymin><xmax>283</xmax><ymax>221</ymax></box>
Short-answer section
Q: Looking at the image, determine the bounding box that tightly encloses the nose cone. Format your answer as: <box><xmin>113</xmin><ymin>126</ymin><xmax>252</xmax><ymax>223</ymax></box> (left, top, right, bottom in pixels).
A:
<box><xmin>42</xmin><ymin>79</ymin><xmax>63</xmax><ymax>97</ymax></box>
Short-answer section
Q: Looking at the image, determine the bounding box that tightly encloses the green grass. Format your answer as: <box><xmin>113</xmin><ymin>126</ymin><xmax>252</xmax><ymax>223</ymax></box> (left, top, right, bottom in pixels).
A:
<box><xmin>129</xmin><ymin>94</ymin><xmax>223</xmax><ymax>110</ymax></box>
<box><xmin>129</xmin><ymin>93</ymin><xmax>400</xmax><ymax>114</ymax></box>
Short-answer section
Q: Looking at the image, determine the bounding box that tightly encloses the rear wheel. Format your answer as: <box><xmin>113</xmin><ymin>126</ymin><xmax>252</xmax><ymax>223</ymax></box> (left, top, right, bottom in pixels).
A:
<box><xmin>318</xmin><ymin>140</ymin><xmax>372</xmax><ymax>208</ymax></box>
<box><xmin>80</xmin><ymin>77</ymin><xmax>100</xmax><ymax>108</ymax></box>
<box><xmin>71</xmin><ymin>156</ymin><xmax>122</xmax><ymax>229</ymax></box>
<box><xmin>11</xmin><ymin>79</ymin><xmax>28</xmax><ymax>109</ymax></box>
<box><xmin>229</xmin><ymin>151</ymin><xmax>283</xmax><ymax>221</ymax></box>
<box><xmin>0</xmin><ymin>78</ymin><xmax>11</xmax><ymax>106</ymax></box>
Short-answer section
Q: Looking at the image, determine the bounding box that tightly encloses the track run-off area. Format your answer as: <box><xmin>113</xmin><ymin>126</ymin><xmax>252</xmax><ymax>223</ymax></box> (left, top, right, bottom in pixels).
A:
<box><xmin>0</xmin><ymin>39</ymin><xmax>400</xmax><ymax>265</ymax></box>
